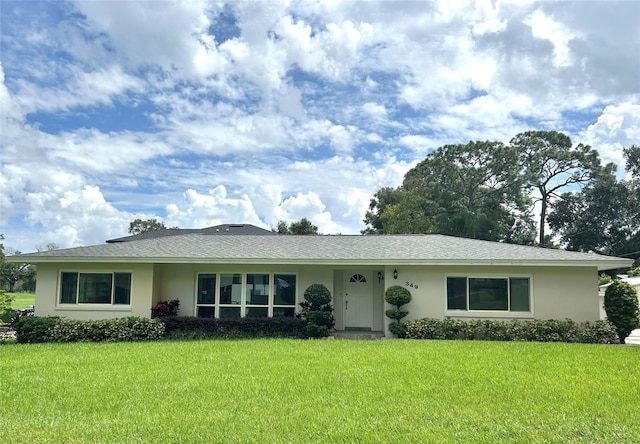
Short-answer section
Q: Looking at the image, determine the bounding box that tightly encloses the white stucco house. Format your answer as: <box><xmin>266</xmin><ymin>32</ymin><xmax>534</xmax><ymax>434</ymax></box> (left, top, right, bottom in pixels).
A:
<box><xmin>9</xmin><ymin>224</ymin><xmax>633</xmax><ymax>337</ymax></box>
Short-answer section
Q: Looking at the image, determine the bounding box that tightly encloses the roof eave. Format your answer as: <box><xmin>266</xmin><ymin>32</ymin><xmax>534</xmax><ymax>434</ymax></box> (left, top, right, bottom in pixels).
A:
<box><xmin>9</xmin><ymin>256</ymin><xmax>633</xmax><ymax>270</ymax></box>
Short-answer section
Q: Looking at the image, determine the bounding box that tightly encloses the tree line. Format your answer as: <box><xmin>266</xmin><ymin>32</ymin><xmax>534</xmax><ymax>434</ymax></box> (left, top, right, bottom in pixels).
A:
<box><xmin>363</xmin><ymin>131</ymin><xmax>639</xmax><ymax>267</ymax></box>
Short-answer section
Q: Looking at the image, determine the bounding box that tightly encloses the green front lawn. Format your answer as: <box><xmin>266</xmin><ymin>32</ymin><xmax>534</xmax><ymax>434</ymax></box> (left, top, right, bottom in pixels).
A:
<box><xmin>1</xmin><ymin>339</ymin><xmax>638</xmax><ymax>443</ymax></box>
<box><xmin>6</xmin><ymin>292</ymin><xmax>35</xmax><ymax>309</ymax></box>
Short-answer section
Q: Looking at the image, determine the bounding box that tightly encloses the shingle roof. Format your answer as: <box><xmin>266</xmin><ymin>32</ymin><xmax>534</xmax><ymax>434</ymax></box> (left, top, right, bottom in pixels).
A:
<box><xmin>106</xmin><ymin>224</ymin><xmax>276</xmax><ymax>242</ymax></box>
<box><xmin>12</xmin><ymin>234</ymin><xmax>632</xmax><ymax>270</ymax></box>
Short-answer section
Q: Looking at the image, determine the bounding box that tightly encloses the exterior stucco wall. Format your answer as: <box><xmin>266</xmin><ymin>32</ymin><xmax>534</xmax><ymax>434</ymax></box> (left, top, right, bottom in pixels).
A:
<box><xmin>382</xmin><ymin>265</ymin><xmax>599</xmax><ymax>324</ymax></box>
<box><xmin>33</xmin><ymin>262</ymin><xmax>599</xmax><ymax>326</ymax></box>
<box><xmin>34</xmin><ymin>262</ymin><xmax>155</xmax><ymax>320</ymax></box>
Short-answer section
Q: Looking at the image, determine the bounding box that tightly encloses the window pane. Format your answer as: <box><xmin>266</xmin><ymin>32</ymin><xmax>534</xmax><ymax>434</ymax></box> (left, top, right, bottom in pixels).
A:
<box><xmin>469</xmin><ymin>278</ymin><xmax>508</xmax><ymax>310</ymax></box>
<box><xmin>219</xmin><ymin>307</ymin><xmax>241</xmax><ymax>318</ymax></box>
<box><xmin>446</xmin><ymin>277</ymin><xmax>467</xmax><ymax>310</ymax></box>
<box><xmin>198</xmin><ymin>274</ymin><xmax>217</xmax><ymax>304</ymax></box>
<box><xmin>60</xmin><ymin>272</ymin><xmax>78</xmax><ymax>304</ymax></box>
<box><xmin>510</xmin><ymin>278</ymin><xmax>530</xmax><ymax>312</ymax></box>
<box><xmin>273</xmin><ymin>307</ymin><xmax>295</xmax><ymax>318</ymax></box>
<box><xmin>114</xmin><ymin>273</ymin><xmax>131</xmax><ymax>305</ymax></box>
<box><xmin>246</xmin><ymin>274</ymin><xmax>269</xmax><ymax>305</ymax></box>
<box><xmin>197</xmin><ymin>306</ymin><xmax>215</xmax><ymax>318</ymax></box>
<box><xmin>246</xmin><ymin>307</ymin><xmax>269</xmax><ymax>317</ymax></box>
<box><xmin>274</xmin><ymin>274</ymin><xmax>296</xmax><ymax>305</ymax></box>
<box><xmin>220</xmin><ymin>274</ymin><xmax>242</xmax><ymax>305</ymax></box>
<box><xmin>78</xmin><ymin>273</ymin><xmax>112</xmax><ymax>304</ymax></box>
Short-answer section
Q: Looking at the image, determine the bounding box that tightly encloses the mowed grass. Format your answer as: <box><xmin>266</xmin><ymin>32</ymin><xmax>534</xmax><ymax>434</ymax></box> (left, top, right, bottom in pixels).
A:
<box><xmin>1</xmin><ymin>340</ymin><xmax>639</xmax><ymax>443</ymax></box>
<box><xmin>6</xmin><ymin>292</ymin><xmax>35</xmax><ymax>309</ymax></box>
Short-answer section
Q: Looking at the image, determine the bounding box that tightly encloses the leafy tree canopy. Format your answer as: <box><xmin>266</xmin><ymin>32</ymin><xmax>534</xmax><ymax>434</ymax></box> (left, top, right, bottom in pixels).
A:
<box><xmin>128</xmin><ymin>218</ymin><xmax>170</xmax><ymax>235</ymax></box>
<box><xmin>548</xmin><ymin>147</ymin><xmax>640</xmax><ymax>266</ymax></box>
<box><xmin>363</xmin><ymin>140</ymin><xmax>534</xmax><ymax>243</ymax></box>
<box><xmin>275</xmin><ymin>218</ymin><xmax>318</xmax><ymax>235</ymax></box>
<box><xmin>511</xmin><ymin>130</ymin><xmax>603</xmax><ymax>246</ymax></box>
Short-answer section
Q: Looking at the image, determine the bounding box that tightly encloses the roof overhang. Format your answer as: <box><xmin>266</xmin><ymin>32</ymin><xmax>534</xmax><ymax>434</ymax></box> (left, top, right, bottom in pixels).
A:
<box><xmin>9</xmin><ymin>256</ymin><xmax>632</xmax><ymax>271</ymax></box>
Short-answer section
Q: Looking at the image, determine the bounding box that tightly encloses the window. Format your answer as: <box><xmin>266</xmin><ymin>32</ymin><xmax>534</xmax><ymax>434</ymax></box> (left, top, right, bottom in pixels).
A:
<box><xmin>60</xmin><ymin>272</ymin><xmax>131</xmax><ymax>305</ymax></box>
<box><xmin>196</xmin><ymin>273</ymin><xmax>297</xmax><ymax>318</ymax></box>
<box><xmin>349</xmin><ymin>274</ymin><xmax>366</xmax><ymax>283</ymax></box>
<box><xmin>446</xmin><ymin>276</ymin><xmax>530</xmax><ymax>312</ymax></box>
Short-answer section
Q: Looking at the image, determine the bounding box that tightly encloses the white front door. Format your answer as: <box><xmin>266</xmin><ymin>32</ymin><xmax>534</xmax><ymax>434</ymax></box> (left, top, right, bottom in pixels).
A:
<box><xmin>344</xmin><ymin>271</ymin><xmax>372</xmax><ymax>329</ymax></box>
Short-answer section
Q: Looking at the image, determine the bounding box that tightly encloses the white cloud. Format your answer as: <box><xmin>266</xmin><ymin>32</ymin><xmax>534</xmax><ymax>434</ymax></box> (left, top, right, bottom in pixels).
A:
<box><xmin>72</xmin><ymin>0</ymin><xmax>212</xmax><ymax>75</ymax></box>
<box><xmin>24</xmin><ymin>185</ymin><xmax>131</xmax><ymax>248</ymax></box>
<box><xmin>579</xmin><ymin>101</ymin><xmax>640</xmax><ymax>177</ymax></box>
<box><xmin>14</xmin><ymin>65</ymin><xmax>145</xmax><ymax>114</ymax></box>
<box><xmin>165</xmin><ymin>187</ymin><xmax>263</xmax><ymax>229</ymax></box>
<box><xmin>0</xmin><ymin>0</ymin><xmax>637</xmax><ymax>253</ymax></box>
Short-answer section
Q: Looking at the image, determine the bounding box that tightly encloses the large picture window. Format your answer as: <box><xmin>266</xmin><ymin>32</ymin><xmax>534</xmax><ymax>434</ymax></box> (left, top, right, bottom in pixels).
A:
<box><xmin>60</xmin><ymin>272</ymin><xmax>131</xmax><ymax>305</ymax></box>
<box><xmin>196</xmin><ymin>273</ymin><xmax>297</xmax><ymax>318</ymax></box>
<box><xmin>446</xmin><ymin>276</ymin><xmax>530</xmax><ymax>312</ymax></box>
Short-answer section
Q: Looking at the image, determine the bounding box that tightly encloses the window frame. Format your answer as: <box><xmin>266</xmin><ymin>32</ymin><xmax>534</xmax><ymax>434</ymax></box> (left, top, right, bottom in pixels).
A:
<box><xmin>444</xmin><ymin>274</ymin><xmax>533</xmax><ymax>318</ymax></box>
<box><xmin>57</xmin><ymin>270</ymin><xmax>133</xmax><ymax>309</ymax></box>
<box><xmin>195</xmin><ymin>272</ymin><xmax>298</xmax><ymax>318</ymax></box>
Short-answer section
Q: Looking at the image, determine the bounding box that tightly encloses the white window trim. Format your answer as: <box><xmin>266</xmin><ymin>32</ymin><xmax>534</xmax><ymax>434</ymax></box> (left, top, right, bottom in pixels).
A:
<box><xmin>444</xmin><ymin>274</ymin><xmax>534</xmax><ymax>318</ymax></box>
<box><xmin>56</xmin><ymin>270</ymin><xmax>133</xmax><ymax>310</ymax></box>
<box><xmin>195</xmin><ymin>272</ymin><xmax>298</xmax><ymax>318</ymax></box>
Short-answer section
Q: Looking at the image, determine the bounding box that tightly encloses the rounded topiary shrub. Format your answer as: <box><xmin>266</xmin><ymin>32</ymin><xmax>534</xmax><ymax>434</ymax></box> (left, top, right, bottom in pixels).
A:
<box><xmin>299</xmin><ymin>283</ymin><xmax>334</xmax><ymax>338</ymax></box>
<box><xmin>306</xmin><ymin>323</ymin><xmax>330</xmax><ymax>338</ymax></box>
<box><xmin>306</xmin><ymin>310</ymin><xmax>333</xmax><ymax>327</ymax></box>
<box><xmin>303</xmin><ymin>284</ymin><xmax>332</xmax><ymax>306</ymax></box>
<box><xmin>388</xmin><ymin>321</ymin><xmax>408</xmax><ymax>338</ymax></box>
<box><xmin>604</xmin><ymin>280</ymin><xmax>640</xmax><ymax>344</ymax></box>
<box><xmin>385</xmin><ymin>309</ymin><xmax>409</xmax><ymax>321</ymax></box>
<box><xmin>385</xmin><ymin>285</ymin><xmax>412</xmax><ymax>337</ymax></box>
<box><xmin>385</xmin><ymin>285</ymin><xmax>412</xmax><ymax>309</ymax></box>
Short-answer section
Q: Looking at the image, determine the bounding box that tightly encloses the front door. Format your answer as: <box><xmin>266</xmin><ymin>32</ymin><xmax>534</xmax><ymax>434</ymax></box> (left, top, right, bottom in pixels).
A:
<box><xmin>344</xmin><ymin>271</ymin><xmax>372</xmax><ymax>329</ymax></box>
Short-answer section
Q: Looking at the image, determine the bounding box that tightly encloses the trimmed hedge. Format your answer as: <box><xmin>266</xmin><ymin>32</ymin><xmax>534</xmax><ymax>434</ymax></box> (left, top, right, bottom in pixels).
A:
<box><xmin>15</xmin><ymin>316</ymin><xmax>60</xmax><ymax>343</ymax></box>
<box><xmin>15</xmin><ymin>316</ymin><xmax>165</xmax><ymax>343</ymax></box>
<box><xmin>404</xmin><ymin>318</ymin><xmax>618</xmax><ymax>344</ymax></box>
<box><xmin>162</xmin><ymin>316</ymin><xmax>307</xmax><ymax>340</ymax></box>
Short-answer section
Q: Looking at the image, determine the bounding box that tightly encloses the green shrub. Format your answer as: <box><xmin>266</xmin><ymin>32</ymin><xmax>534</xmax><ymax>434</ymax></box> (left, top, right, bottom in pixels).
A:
<box><xmin>385</xmin><ymin>309</ymin><xmax>409</xmax><ymax>321</ymax></box>
<box><xmin>15</xmin><ymin>316</ymin><xmax>59</xmax><ymax>343</ymax></box>
<box><xmin>405</xmin><ymin>318</ymin><xmax>619</xmax><ymax>344</ymax></box>
<box><xmin>0</xmin><ymin>291</ymin><xmax>15</xmax><ymax>323</ymax></box>
<box><xmin>388</xmin><ymin>321</ymin><xmax>408</xmax><ymax>338</ymax></box>
<box><xmin>384</xmin><ymin>285</ymin><xmax>412</xmax><ymax>337</ymax></box>
<box><xmin>405</xmin><ymin>318</ymin><xmax>446</xmax><ymax>340</ymax></box>
<box><xmin>162</xmin><ymin>316</ymin><xmax>307</xmax><ymax>340</ymax></box>
<box><xmin>579</xmin><ymin>320</ymin><xmax>618</xmax><ymax>344</ymax></box>
<box><xmin>47</xmin><ymin>317</ymin><xmax>165</xmax><ymax>343</ymax></box>
<box><xmin>306</xmin><ymin>311</ymin><xmax>333</xmax><ymax>327</ymax></box>
<box><xmin>303</xmin><ymin>284</ymin><xmax>332</xmax><ymax>306</ymax></box>
<box><xmin>598</xmin><ymin>273</ymin><xmax>613</xmax><ymax>286</ymax></box>
<box><xmin>604</xmin><ymin>280</ymin><xmax>640</xmax><ymax>344</ymax></box>
<box><xmin>384</xmin><ymin>286</ymin><xmax>412</xmax><ymax>308</ymax></box>
<box><xmin>306</xmin><ymin>323</ymin><xmax>330</xmax><ymax>338</ymax></box>
<box><xmin>299</xmin><ymin>283</ymin><xmax>334</xmax><ymax>337</ymax></box>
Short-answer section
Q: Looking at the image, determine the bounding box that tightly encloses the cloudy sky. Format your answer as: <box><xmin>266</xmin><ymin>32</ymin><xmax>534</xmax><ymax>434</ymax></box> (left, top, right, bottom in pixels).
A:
<box><xmin>1</xmin><ymin>0</ymin><xmax>639</xmax><ymax>253</ymax></box>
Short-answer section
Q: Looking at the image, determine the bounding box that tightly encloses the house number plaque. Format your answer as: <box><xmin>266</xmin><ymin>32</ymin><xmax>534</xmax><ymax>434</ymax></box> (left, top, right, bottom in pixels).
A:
<box><xmin>405</xmin><ymin>281</ymin><xmax>418</xmax><ymax>289</ymax></box>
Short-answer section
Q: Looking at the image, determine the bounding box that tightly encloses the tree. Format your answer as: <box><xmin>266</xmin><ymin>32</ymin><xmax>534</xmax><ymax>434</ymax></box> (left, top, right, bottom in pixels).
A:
<box><xmin>128</xmin><ymin>218</ymin><xmax>168</xmax><ymax>235</ymax></box>
<box><xmin>275</xmin><ymin>218</ymin><xmax>318</xmax><ymax>235</ymax></box>
<box><xmin>511</xmin><ymin>131</ymin><xmax>603</xmax><ymax>246</ymax></box>
<box><xmin>624</xmin><ymin>145</ymin><xmax>640</xmax><ymax>178</ymax></box>
<box><xmin>361</xmin><ymin>187</ymin><xmax>405</xmax><ymax>234</ymax></box>
<box><xmin>0</xmin><ymin>248</ymin><xmax>30</xmax><ymax>292</ymax></box>
<box><xmin>363</xmin><ymin>141</ymin><xmax>534</xmax><ymax>242</ymax></box>
<box><xmin>604</xmin><ymin>280</ymin><xmax>640</xmax><ymax>344</ymax></box>
<box><xmin>548</xmin><ymin>149</ymin><xmax>640</xmax><ymax>265</ymax></box>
